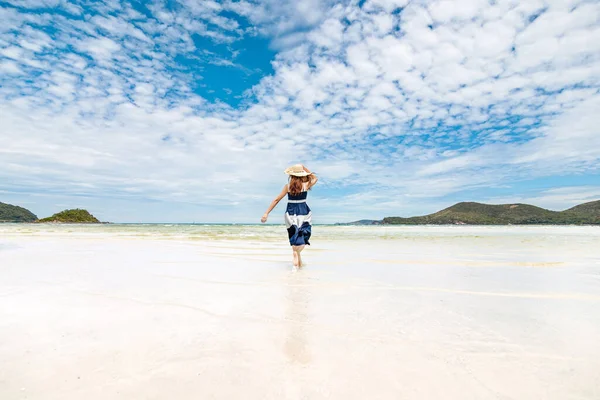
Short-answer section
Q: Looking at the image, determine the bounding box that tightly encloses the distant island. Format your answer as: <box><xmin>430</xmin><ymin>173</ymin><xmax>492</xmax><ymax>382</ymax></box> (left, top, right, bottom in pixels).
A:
<box><xmin>337</xmin><ymin>200</ymin><xmax>600</xmax><ymax>225</ymax></box>
<box><xmin>337</xmin><ymin>219</ymin><xmax>383</xmax><ymax>225</ymax></box>
<box><xmin>38</xmin><ymin>209</ymin><xmax>101</xmax><ymax>223</ymax></box>
<box><xmin>0</xmin><ymin>202</ymin><xmax>38</xmax><ymax>222</ymax></box>
<box><xmin>0</xmin><ymin>202</ymin><xmax>101</xmax><ymax>223</ymax></box>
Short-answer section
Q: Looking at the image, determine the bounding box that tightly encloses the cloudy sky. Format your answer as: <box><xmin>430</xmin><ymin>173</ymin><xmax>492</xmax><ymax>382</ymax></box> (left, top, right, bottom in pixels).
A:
<box><xmin>1</xmin><ymin>0</ymin><xmax>599</xmax><ymax>223</ymax></box>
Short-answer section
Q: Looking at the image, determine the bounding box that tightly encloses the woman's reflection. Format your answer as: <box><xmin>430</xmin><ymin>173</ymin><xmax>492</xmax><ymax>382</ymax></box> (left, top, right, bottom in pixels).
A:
<box><xmin>284</xmin><ymin>272</ymin><xmax>311</xmax><ymax>364</ymax></box>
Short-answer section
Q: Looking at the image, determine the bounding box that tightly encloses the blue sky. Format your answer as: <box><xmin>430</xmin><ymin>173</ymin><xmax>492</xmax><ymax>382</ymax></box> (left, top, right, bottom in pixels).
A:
<box><xmin>0</xmin><ymin>0</ymin><xmax>599</xmax><ymax>223</ymax></box>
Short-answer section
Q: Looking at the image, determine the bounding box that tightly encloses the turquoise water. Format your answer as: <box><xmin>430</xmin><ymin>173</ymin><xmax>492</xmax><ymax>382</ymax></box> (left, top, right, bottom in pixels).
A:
<box><xmin>0</xmin><ymin>223</ymin><xmax>597</xmax><ymax>243</ymax></box>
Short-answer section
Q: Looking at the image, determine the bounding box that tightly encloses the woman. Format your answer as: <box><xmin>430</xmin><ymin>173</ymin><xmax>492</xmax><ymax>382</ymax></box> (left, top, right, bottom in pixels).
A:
<box><xmin>261</xmin><ymin>164</ymin><xmax>318</xmax><ymax>267</ymax></box>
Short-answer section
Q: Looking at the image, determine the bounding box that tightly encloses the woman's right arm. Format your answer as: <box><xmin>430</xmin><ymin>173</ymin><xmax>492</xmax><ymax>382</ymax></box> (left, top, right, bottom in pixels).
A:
<box><xmin>261</xmin><ymin>184</ymin><xmax>288</xmax><ymax>223</ymax></box>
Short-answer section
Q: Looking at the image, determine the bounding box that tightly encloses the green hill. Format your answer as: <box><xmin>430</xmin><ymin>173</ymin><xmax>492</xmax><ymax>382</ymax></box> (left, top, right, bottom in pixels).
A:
<box><xmin>0</xmin><ymin>202</ymin><xmax>38</xmax><ymax>222</ymax></box>
<box><xmin>38</xmin><ymin>209</ymin><xmax>100</xmax><ymax>223</ymax></box>
<box><xmin>382</xmin><ymin>201</ymin><xmax>600</xmax><ymax>225</ymax></box>
<box><xmin>564</xmin><ymin>200</ymin><xmax>600</xmax><ymax>217</ymax></box>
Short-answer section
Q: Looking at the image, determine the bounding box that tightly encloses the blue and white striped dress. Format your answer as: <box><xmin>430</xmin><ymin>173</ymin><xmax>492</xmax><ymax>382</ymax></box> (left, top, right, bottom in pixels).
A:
<box><xmin>284</xmin><ymin>190</ymin><xmax>312</xmax><ymax>246</ymax></box>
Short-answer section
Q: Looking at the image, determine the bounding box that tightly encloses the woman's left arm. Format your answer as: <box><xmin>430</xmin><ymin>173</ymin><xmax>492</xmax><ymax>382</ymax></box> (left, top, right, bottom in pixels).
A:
<box><xmin>301</xmin><ymin>165</ymin><xmax>318</xmax><ymax>189</ymax></box>
<box><xmin>261</xmin><ymin>184</ymin><xmax>288</xmax><ymax>223</ymax></box>
<box><xmin>308</xmin><ymin>174</ymin><xmax>318</xmax><ymax>188</ymax></box>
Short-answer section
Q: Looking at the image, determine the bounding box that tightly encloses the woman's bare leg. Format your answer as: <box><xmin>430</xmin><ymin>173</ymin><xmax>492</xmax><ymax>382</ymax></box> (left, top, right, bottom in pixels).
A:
<box><xmin>292</xmin><ymin>248</ymin><xmax>299</xmax><ymax>267</ymax></box>
<box><xmin>292</xmin><ymin>245</ymin><xmax>306</xmax><ymax>267</ymax></box>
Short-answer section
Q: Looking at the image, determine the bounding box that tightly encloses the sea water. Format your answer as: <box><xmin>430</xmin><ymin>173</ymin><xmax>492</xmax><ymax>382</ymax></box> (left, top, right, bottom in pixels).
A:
<box><xmin>1</xmin><ymin>222</ymin><xmax>599</xmax><ymax>241</ymax></box>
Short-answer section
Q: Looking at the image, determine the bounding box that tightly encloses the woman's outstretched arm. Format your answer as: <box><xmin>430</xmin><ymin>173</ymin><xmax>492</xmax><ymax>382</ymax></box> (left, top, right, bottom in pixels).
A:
<box><xmin>261</xmin><ymin>184</ymin><xmax>288</xmax><ymax>223</ymax></box>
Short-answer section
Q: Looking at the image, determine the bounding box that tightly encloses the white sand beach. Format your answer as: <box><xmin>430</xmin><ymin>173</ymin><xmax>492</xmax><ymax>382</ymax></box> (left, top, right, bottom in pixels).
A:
<box><xmin>1</xmin><ymin>224</ymin><xmax>599</xmax><ymax>400</ymax></box>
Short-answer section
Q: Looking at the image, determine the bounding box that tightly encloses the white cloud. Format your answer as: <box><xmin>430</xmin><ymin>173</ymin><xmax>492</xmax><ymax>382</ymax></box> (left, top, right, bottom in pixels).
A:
<box><xmin>0</xmin><ymin>0</ymin><xmax>599</xmax><ymax>222</ymax></box>
<box><xmin>0</xmin><ymin>59</ymin><xmax>22</xmax><ymax>74</ymax></box>
<box><xmin>77</xmin><ymin>37</ymin><xmax>121</xmax><ymax>61</ymax></box>
<box><xmin>364</xmin><ymin>0</ymin><xmax>409</xmax><ymax>13</ymax></box>
<box><xmin>228</xmin><ymin>0</ymin><xmax>344</xmax><ymax>49</ymax></box>
<box><xmin>511</xmin><ymin>96</ymin><xmax>600</xmax><ymax>167</ymax></box>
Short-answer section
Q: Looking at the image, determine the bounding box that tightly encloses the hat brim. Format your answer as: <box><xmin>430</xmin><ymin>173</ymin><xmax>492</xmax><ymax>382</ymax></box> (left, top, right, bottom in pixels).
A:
<box><xmin>284</xmin><ymin>169</ymin><xmax>311</xmax><ymax>177</ymax></box>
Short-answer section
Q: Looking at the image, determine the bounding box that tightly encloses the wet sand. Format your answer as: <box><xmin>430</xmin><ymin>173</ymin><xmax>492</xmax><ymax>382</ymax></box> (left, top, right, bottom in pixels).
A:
<box><xmin>1</xmin><ymin>225</ymin><xmax>599</xmax><ymax>399</ymax></box>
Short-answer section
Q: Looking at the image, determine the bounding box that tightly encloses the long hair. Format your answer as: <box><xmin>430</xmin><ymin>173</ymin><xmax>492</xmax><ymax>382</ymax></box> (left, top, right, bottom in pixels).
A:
<box><xmin>288</xmin><ymin>175</ymin><xmax>312</xmax><ymax>196</ymax></box>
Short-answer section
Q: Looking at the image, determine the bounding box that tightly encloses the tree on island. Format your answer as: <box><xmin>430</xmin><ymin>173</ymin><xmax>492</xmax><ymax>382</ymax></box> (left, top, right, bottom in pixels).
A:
<box><xmin>0</xmin><ymin>202</ymin><xmax>38</xmax><ymax>222</ymax></box>
<box><xmin>38</xmin><ymin>209</ymin><xmax>101</xmax><ymax>223</ymax></box>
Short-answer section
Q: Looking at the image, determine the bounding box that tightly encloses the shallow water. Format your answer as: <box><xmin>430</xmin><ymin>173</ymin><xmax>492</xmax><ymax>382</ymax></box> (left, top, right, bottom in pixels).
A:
<box><xmin>1</xmin><ymin>222</ymin><xmax>599</xmax><ymax>241</ymax></box>
<box><xmin>1</xmin><ymin>225</ymin><xmax>599</xmax><ymax>399</ymax></box>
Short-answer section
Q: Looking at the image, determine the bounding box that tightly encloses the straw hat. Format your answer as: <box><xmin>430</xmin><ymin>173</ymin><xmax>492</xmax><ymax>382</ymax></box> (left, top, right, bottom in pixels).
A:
<box><xmin>284</xmin><ymin>164</ymin><xmax>312</xmax><ymax>177</ymax></box>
